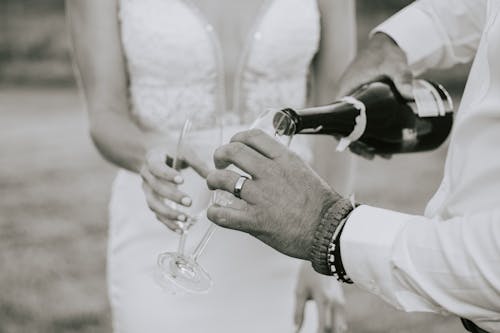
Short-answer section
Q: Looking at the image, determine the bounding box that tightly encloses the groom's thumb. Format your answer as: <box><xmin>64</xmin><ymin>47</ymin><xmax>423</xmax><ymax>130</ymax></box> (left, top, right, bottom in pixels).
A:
<box><xmin>393</xmin><ymin>70</ymin><xmax>414</xmax><ymax>100</ymax></box>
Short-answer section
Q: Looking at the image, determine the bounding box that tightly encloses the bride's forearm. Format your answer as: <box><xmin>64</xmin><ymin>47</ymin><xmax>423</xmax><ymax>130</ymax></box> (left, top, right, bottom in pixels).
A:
<box><xmin>67</xmin><ymin>0</ymin><xmax>167</xmax><ymax>173</ymax></box>
<box><xmin>314</xmin><ymin>0</ymin><xmax>357</xmax><ymax>102</ymax></box>
<box><xmin>89</xmin><ymin>110</ymin><xmax>146</xmax><ymax>173</ymax></box>
<box><xmin>87</xmin><ymin>102</ymin><xmax>174</xmax><ymax>173</ymax></box>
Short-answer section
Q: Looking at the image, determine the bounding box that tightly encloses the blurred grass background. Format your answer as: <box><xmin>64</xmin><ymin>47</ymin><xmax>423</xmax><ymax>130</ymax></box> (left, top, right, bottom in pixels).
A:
<box><xmin>0</xmin><ymin>1</ymin><xmax>470</xmax><ymax>332</ymax></box>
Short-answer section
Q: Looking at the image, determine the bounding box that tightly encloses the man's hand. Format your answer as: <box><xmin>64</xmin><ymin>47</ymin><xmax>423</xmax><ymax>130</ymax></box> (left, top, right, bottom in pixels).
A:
<box><xmin>338</xmin><ymin>32</ymin><xmax>413</xmax><ymax>98</ymax></box>
<box><xmin>337</xmin><ymin>33</ymin><xmax>415</xmax><ymax>159</ymax></box>
<box><xmin>206</xmin><ymin>129</ymin><xmax>341</xmax><ymax>261</ymax></box>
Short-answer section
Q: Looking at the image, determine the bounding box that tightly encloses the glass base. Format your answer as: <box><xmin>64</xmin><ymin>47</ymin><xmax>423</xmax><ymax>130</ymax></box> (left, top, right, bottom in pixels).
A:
<box><xmin>157</xmin><ymin>252</ymin><xmax>212</xmax><ymax>294</ymax></box>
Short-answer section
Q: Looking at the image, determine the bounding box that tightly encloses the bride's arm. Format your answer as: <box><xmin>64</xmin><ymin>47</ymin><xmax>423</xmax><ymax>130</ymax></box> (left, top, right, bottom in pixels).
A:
<box><xmin>310</xmin><ymin>0</ymin><xmax>357</xmax><ymax>197</ymax></box>
<box><xmin>313</xmin><ymin>0</ymin><xmax>357</xmax><ymax>103</ymax></box>
<box><xmin>291</xmin><ymin>1</ymin><xmax>357</xmax><ymax>332</ymax></box>
<box><xmin>66</xmin><ymin>0</ymin><xmax>191</xmax><ymax>231</ymax></box>
<box><xmin>66</xmin><ymin>0</ymin><xmax>161</xmax><ymax>173</ymax></box>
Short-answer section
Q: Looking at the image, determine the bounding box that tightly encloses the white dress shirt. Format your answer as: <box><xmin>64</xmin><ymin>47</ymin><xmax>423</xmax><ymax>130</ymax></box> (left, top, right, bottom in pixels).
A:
<box><xmin>340</xmin><ymin>1</ymin><xmax>500</xmax><ymax>331</ymax></box>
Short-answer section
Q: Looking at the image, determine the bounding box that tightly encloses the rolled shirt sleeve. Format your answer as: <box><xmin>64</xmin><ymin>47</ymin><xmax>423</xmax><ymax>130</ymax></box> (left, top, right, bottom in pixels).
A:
<box><xmin>372</xmin><ymin>0</ymin><xmax>487</xmax><ymax>75</ymax></box>
<box><xmin>341</xmin><ymin>205</ymin><xmax>500</xmax><ymax>332</ymax></box>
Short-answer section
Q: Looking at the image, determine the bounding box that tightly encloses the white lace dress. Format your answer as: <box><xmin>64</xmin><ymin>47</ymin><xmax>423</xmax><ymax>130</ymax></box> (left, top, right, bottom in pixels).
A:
<box><xmin>109</xmin><ymin>0</ymin><xmax>350</xmax><ymax>331</ymax></box>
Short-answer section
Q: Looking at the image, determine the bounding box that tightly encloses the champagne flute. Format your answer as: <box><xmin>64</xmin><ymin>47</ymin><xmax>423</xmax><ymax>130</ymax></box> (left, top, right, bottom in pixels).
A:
<box><xmin>183</xmin><ymin>109</ymin><xmax>295</xmax><ymax>286</ymax></box>
<box><xmin>156</xmin><ymin>118</ymin><xmax>222</xmax><ymax>294</ymax></box>
<box><xmin>156</xmin><ymin>110</ymin><xmax>293</xmax><ymax>294</ymax></box>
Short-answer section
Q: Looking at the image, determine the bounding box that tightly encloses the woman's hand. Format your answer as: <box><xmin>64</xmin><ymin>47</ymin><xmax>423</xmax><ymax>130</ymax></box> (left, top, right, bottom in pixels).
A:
<box><xmin>140</xmin><ymin>147</ymin><xmax>192</xmax><ymax>232</ymax></box>
<box><xmin>141</xmin><ymin>144</ymin><xmax>213</xmax><ymax>232</ymax></box>
<box><xmin>294</xmin><ymin>262</ymin><xmax>348</xmax><ymax>333</ymax></box>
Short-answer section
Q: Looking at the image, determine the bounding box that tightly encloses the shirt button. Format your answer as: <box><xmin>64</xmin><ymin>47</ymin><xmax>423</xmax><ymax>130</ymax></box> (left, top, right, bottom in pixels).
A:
<box><xmin>205</xmin><ymin>24</ymin><xmax>214</xmax><ymax>32</ymax></box>
<box><xmin>438</xmin><ymin>309</ymin><xmax>449</xmax><ymax>316</ymax></box>
<box><xmin>441</xmin><ymin>176</ymin><xmax>451</xmax><ymax>189</ymax></box>
<box><xmin>369</xmin><ymin>280</ymin><xmax>379</xmax><ymax>293</ymax></box>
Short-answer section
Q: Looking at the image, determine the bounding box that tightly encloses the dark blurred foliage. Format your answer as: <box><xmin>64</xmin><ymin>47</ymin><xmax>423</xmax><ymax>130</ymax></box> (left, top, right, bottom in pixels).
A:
<box><xmin>0</xmin><ymin>0</ymin><xmax>413</xmax><ymax>12</ymax></box>
<box><xmin>359</xmin><ymin>0</ymin><xmax>414</xmax><ymax>11</ymax></box>
<box><xmin>0</xmin><ymin>0</ymin><xmax>64</xmax><ymax>10</ymax></box>
<box><xmin>0</xmin><ymin>0</ymin><xmax>70</xmax><ymax>85</ymax></box>
<box><xmin>0</xmin><ymin>0</ymin><xmax>467</xmax><ymax>93</ymax></box>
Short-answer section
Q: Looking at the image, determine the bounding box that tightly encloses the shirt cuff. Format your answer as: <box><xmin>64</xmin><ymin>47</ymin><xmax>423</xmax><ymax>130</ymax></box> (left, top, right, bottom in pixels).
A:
<box><xmin>370</xmin><ymin>3</ymin><xmax>445</xmax><ymax>75</ymax></box>
<box><xmin>340</xmin><ymin>205</ymin><xmax>413</xmax><ymax>308</ymax></box>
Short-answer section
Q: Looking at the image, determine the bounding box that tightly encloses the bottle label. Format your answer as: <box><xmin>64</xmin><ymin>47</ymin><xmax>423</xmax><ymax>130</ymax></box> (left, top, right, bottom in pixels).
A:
<box><xmin>413</xmin><ymin>80</ymin><xmax>446</xmax><ymax>117</ymax></box>
<box><xmin>336</xmin><ymin>96</ymin><xmax>367</xmax><ymax>152</ymax></box>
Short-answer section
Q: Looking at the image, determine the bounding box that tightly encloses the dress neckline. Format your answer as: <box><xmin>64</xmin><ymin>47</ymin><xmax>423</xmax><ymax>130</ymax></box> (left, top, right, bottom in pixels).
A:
<box><xmin>182</xmin><ymin>0</ymin><xmax>276</xmax><ymax>118</ymax></box>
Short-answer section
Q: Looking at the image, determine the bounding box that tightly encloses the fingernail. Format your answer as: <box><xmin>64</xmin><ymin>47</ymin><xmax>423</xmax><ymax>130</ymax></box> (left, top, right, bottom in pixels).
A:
<box><xmin>181</xmin><ymin>197</ymin><xmax>192</xmax><ymax>206</ymax></box>
<box><xmin>177</xmin><ymin>214</ymin><xmax>186</xmax><ymax>222</ymax></box>
<box><xmin>174</xmin><ymin>175</ymin><xmax>183</xmax><ymax>184</ymax></box>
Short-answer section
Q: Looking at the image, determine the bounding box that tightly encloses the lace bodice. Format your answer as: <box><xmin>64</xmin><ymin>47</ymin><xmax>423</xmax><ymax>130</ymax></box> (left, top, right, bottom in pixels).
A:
<box><xmin>119</xmin><ymin>0</ymin><xmax>320</xmax><ymax>131</ymax></box>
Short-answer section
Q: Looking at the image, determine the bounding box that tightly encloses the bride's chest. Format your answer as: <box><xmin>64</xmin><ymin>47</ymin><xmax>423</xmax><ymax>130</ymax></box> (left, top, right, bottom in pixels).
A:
<box><xmin>189</xmin><ymin>0</ymin><xmax>266</xmax><ymax>52</ymax></box>
<box><xmin>119</xmin><ymin>0</ymin><xmax>320</xmax><ymax>80</ymax></box>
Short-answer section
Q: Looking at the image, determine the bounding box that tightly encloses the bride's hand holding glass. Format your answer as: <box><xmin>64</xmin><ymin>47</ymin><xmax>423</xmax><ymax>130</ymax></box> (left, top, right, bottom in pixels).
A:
<box><xmin>140</xmin><ymin>147</ymin><xmax>189</xmax><ymax>232</ymax></box>
<box><xmin>148</xmin><ymin>118</ymin><xmax>223</xmax><ymax>294</ymax></box>
<box><xmin>140</xmin><ymin>145</ymin><xmax>210</xmax><ymax>232</ymax></box>
<box><xmin>148</xmin><ymin>110</ymin><xmax>292</xmax><ymax>293</ymax></box>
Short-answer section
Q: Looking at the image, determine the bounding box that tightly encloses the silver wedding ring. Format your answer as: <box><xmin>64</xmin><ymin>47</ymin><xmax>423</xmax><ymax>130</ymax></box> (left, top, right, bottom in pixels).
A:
<box><xmin>233</xmin><ymin>176</ymin><xmax>249</xmax><ymax>199</ymax></box>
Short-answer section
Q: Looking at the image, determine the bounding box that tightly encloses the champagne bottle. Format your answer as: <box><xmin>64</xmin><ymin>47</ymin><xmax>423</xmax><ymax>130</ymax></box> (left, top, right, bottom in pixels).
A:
<box><xmin>273</xmin><ymin>77</ymin><xmax>454</xmax><ymax>154</ymax></box>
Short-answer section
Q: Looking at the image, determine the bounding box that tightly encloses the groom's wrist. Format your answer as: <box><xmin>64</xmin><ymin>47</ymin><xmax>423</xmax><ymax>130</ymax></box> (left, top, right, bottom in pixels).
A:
<box><xmin>310</xmin><ymin>197</ymin><xmax>355</xmax><ymax>276</ymax></box>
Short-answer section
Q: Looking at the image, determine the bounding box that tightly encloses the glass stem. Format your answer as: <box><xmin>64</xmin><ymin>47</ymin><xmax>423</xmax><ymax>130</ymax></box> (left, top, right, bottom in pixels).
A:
<box><xmin>191</xmin><ymin>224</ymin><xmax>216</xmax><ymax>261</ymax></box>
<box><xmin>177</xmin><ymin>231</ymin><xmax>188</xmax><ymax>256</ymax></box>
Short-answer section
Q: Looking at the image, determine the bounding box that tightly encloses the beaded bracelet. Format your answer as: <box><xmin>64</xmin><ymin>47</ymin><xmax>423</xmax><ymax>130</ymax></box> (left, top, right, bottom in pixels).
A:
<box><xmin>311</xmin><ymin>198</ymin><xmax>355</xmax><ymax>276</ymax></box>
<box><xmin>327</xmin><ymin>215</ymin><xmax>353</xmax><ymax>284</ymax></box>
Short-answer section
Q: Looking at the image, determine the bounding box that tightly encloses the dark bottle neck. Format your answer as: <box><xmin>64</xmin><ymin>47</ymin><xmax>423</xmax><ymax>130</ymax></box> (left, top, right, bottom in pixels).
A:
<box><xmin>277</xmin><ymin>79</ymin><xmax>404</xmax><ymax>137</ymax></box>
<box><xmin>280</xmin><ymin>102</ymin><xmax>358</xmax><ymax>136</ymax></box>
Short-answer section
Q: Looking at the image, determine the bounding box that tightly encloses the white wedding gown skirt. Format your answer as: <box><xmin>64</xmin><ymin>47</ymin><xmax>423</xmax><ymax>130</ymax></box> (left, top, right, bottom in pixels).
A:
<box><xmin>110</xmin><ymin>0</ymin><xmax>356</xmax><ymax>330</ymax></box>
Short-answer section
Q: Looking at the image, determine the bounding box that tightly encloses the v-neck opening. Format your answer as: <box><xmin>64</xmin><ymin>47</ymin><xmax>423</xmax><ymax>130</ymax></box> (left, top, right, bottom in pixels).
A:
<box><xmin>182</xmin><ymin>0</ymin><xmax>275</xmax><ymax>117</ymax></box>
